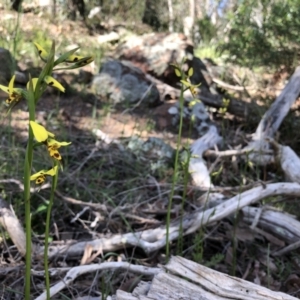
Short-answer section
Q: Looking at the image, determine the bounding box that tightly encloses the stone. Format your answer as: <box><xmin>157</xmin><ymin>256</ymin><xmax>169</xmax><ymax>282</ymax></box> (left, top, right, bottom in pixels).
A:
<box><xmin>92</xmin><ymin>58</ymin><xmax>160</xmax><ymax>106</ymax></box>
<box><xmin>114</xmin><ymin>32</ymin><xmax>210</xmax><ymax>88</ymax></box>
<box><xmin>168</xmin><ymin>96</ymin><xmax>211</xmax><ymax>136</ymax></box>
<box><xmin>0</xmin><ymin>48</ymin><xmax>14</xmax><ymax>85</ymax></box>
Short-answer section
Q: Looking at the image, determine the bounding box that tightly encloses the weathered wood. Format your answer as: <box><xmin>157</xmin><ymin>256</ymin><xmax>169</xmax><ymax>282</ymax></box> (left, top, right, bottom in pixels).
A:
<box><xmin>189</xmin><ymin>125</ymin><xmax>222</xmax><ymax>187</ymax></box>
<box><xmin>42</xmin><ymin>183</ymin><xmax>300</xmax><ymax>258</ymax></box>
<box><xmin>147</xmin><ymin>74</ymin><xmax>263</xmax><ymax>119</ymax></box>
<box><xmin>165</xmin><ymin>256</ymin><xmax>296</xmax><ymax>299</ymax></box>
<box><xmin>242</xmin><ymin>206</ymin><xmax>300</xmax><ymax>245</ymax></box>
<box><xmin>247</xmin><ymin>66</ymin><xmax>300</xmax><ymax>165</ymax></box>
<box><xmin>254</xmin><ymin>66</ymin><xmax>300</xmax><ymax>140</ymax></box>
<box><xmin>34</xmin><ymin>262</ymin><xmax>160</xmax><ymax>300</ymax></box>
<box><xmin>268</xmin><ymin>138</ymin><xmax>300</xmax><ymax>184</ymax></box>
<box><xmin>202</xmin><ymin>192</ymin><xmax>300</xmax><ymax>247</ymax></box>
<box><xmin>187</xmin><ymin>182</ymin><xmax>300</xmax><ymax>234</ymax></box>
<box><xmin>0</xmin><ymin>197</ymin><xmax>26</xmax><ymax>256</ymax></box>
<box><xmin>117</xmin><ymin>256</ymin><xmax>297</xmax><ymax>300</ymax></box>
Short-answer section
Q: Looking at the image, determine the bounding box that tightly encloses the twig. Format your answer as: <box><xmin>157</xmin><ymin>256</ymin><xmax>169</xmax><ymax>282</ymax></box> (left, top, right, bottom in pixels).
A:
<box><xmin>34</xmin><ymin>262</ymin><xmax>160</xmax><ymax>300</ymax></box>
<box><xmin>272</xmin><ymin>240</ymin><xmax>300</xmax><ymax>257</ymax></box>
<box><xmin>212</xmin><ymin>77</ymin><xmax>255</xmax><ymax>91</ymax></box>
<box><xmin>55</xmin><ymin>190</ymin><xmax>108</xmax><ymax>212</ymax></box>
<box><xmin>204</xmin><ymin>148</ymin><xmax>271</xmax><ymax>158</ymax></box>
<box><xmin>0</xmin><ymin>179</ymin><xmax>50</xmax><ymax>192</ymax></box>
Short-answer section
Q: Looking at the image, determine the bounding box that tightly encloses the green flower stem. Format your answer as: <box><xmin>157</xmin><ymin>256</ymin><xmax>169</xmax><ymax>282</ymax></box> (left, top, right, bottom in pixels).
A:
<box><xmin>165</xmin><ymin>83</ymin><xmax>185</xmax><ymax>260</ymax></box>
<box><xmin>44</xmin><ymin>162</ymin><xmax>58</xmax><ymax>299</ymax></box>
<box><xmin>24</xmin><ymin>132</ymin><xmax>33</xmax><ymax>300</ymax></box>
<box><xmin>177</xmin><ymin>132</ymin><xmax>192</xmax><ymax>256</ymax></box>
<box><xmin>24</xmin><ymin>78</ymin><xmax>36</xmax><ymax>299</ymax></box>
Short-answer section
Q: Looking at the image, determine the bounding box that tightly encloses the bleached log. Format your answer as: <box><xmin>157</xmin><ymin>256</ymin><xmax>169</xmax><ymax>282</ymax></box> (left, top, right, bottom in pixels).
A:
<box><xmin>200</xmin><ymin>191</ymin><xmax>300</xmax><ymax>246</ymax></box>
<box><xmin>275</xmin><ymin>142</ymin><xmax>300</xmax><ymax>183</ymax></box>
<box><xmin>187</xmin><ymin>182</ymin><xmax>300</xmax><ymax>234</ymax></box>
<box><xmin>0</xmin><ymin>197</ymin><xmax>26</xmax><ymax>256</ymax></box>
<box><xmin>189</xmin><ymin>125</ymin><xmax>222</xmax><ymax>188</ymax></box>
<box><xmin>247</xmin><ymin>66</ymin><xmax>300</xmax><ymax>165</ymax></box>
<box><xmin>117</xmin><ymin>256</ymin><xmax>297</xmax><ymax>300</ymax></box>
<box><xmin>41</xmin><ymin>182</ymin><xmax>300</xmax><ymax>258</ymax></box>
<box><xmin>254</xmin><ymin>67</ymin><xmax>300</xmax><ymax>140</ymax></box>
<box><xmin>198</xmin><ymin>88</ymin><xmax>262</xmax><ymax>119</ymax></box>
<box><xmin>241</xmin><ymin>206</ymin><xmax>300</xmax><ymax>244</ymax></box>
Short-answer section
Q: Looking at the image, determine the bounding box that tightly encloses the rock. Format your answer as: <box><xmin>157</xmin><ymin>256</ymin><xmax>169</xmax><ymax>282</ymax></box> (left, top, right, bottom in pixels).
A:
<box><xmin>14</xmin><ymin>71</ymin><xmax>27</xmax><ymax>84</ymax></box>
<box><xmin>168</xmin><ymin>96</ymin><xmax>211</xmax><ymax>136</ymax></box>
<box><xmin>114</xmin><ymin>32</ymin><xmax>209</xmax><ymax>88</ymax></box>
<box><xmin>92</xmin><ymin>58</ymin><xmax>160</xmax><ymax>106</ymax></box>
<box><xmin>0</xmin><ymin>48</ymin><xmax>14</xmax><ymax>85</ymax></box>
<box><xmin>127</xmin><ymin>136</ymin><xmax>174</xmax><ymax>172</ymax></box>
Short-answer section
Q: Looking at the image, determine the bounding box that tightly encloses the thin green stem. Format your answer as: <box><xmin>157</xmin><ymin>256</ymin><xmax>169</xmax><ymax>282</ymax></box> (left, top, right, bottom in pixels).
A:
<box><xmin>24</xmin><ymin>137</ymin><xmax>34</xmax><ymax>299</ymax></box>
<box><xmin>166</xmin><ymin>84</ymin><xmax>185</xmax><ymax>260</ymax></box>
<box><xmin>177</xmin><ymin>139</ymin><xmax>192</xmax><ymax>256</ymax></box>
<box><xmin>24</xmin><ymin>134</ymin><xmax>33</xmax><ymax>300</ymax></box>
<box><xmin>44</xmin><ymin>163</ymin><xmax>59</xmax><ymax>299</ymax></box>
<box><xmin>24</xmin><ymin>78</ymin><xmax>36</xmax><ymax>299</ymax></box>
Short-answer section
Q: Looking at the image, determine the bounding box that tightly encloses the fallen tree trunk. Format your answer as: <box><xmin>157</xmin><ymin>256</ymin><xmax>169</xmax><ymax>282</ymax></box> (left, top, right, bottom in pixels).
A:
<box><xmin>253</xmin><ymin>66</ymin><xmax>300</xmax><ymax>140</ymax></box>
<box><xmin>147</xmin><ymin>74</ymin><xmax>263</xmax><ymax>119</ymax></box>
<box><xmin>198</xmin><ymin>88</ymin><xmax>262</xmax><ymax>119</ymax></box>
<box><xmin>246</xmin><ymin>66</ymin><xmax>300</xmax><ymax>165</ymax></box>
<box><xmin>0</xmin><ymin>197</ymin><xmax>26</xmax><ymax>256</ymax></box>
<box><xmin>38</xmin><ymin>182</ymin><xmax>300</xmax><ymax>258</ymax></box>
<box><xmin>117</xmin><ymin>256</ymin><xmax>297</xmax><ymax>300</ymax></box>
<box><xmin>189</xmin><ymin>125</ymin><xmax>222</xmax><ymax>187</ymax></box>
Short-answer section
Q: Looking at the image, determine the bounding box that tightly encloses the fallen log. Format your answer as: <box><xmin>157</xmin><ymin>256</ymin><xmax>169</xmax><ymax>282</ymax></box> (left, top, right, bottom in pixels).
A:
<box><xmin>198</xmin><ymin>88</ymin><xmax>263</xmax><ymax>119</ymax></box>
<box><xmin>37</xmin><ymin>182</ymin><xmax>300</xmax><ymax>259</ymax></box>
<box><xmin>0</xmin><ymin>196</ymin><xmax>26</xmax><ymax>256</ymax></box>
<box><xmin>147</xmin><ymin>74</ymin><xmax>263</xmax><ymax>119</ymax></box>
<box><xmin>117</xmin><ymin>256</ymin><xmax>297</xmax><ymax>300</ymax></box>
<box><xmin>189</xmin><ymin>125</ymin><xmax>222</xmax><ymax>187</ymax></box>
<box><xmin>246</xmin><ymin>66</ymin><xmax>300</xmax><ymax>165</ymax></box>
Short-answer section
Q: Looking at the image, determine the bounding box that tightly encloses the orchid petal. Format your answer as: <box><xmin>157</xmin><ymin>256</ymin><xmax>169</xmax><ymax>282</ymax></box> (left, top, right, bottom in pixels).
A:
<box><xmin>30</xmin><ymin>121</ymin><xmax>53</xmax><ymax>142</ymax></box>
<box><xmin>44</xmin><ymin>76</ymin><xmax>65</xmax><ymax>93</ymax></box>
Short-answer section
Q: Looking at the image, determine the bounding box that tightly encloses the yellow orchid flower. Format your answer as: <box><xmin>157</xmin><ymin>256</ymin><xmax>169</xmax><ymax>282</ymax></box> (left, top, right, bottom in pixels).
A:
<box><xmin>30</xmin><ymin>121</ymin><xmax>55</xmax><ymax>143</ymax></box>
<box><xmin>65</xmin><ymin>54</ymin><xmax>85</xmax><ymax>63</ymax></box>
<box><xmin>44</xmin><ymin>76</ymin><xmax>65</xmax><ymax>93</ymax></box>
<box><xmin>0</xmin><ymin>75</ymin><xmax>23</xmax><ymax>104</ymax></box>
<box><xmin>30</xmin><ymin>121</ymin><xmax>71</xmax><ymax>160</ymax></box>
<box><xmin>47</xmin><ymin>138</ymin><xmax>71</xmax><ymax>161</ymax></box>
<box><xmin>30</xmin><ymin>166</ymin><xmax>58</xmax><ymax>184</ymax></box>
<box><xmin>64</xmin><ymin>53</ymin><xmax>94</xmax><ymax>66</ymax></box>
<box><xmin>34</xmin><ymin>42</ymin><xmax>49</xmax><ymax>62</ymax></box>
<box><xmin>26</xmin><ymin>76</ymin><xmax>65</xmax><ymax>93</ymax></box>
<box><xmin>26</xmin><ymin>78</ymin><xmax>39</xmax><ymax>91</ymax></box>
<box><xmin>74</xmin><ymin>56</ymin><xmax>94</xmax><ymax>67</ymax></box>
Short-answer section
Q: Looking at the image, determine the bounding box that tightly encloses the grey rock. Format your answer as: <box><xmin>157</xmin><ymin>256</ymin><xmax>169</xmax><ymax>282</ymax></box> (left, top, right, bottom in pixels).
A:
<box><xmin>92</xmin><ymin>58</ymin><xmax>160</xmax><ymax>105</ymax></box>
<box><xmin>114</xmin><ymin>32</ymin><xmax>210</xmax><ymax>88</ymax></box>
<box><xmin>0</xmin><ymin>48</ymin><xmax>15</xmax><ymax>85</ymax></box>
<box><xmin>168</xmin><ymin>96</ymin><xmax>211</xmax><ymax>136</ymax></box>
